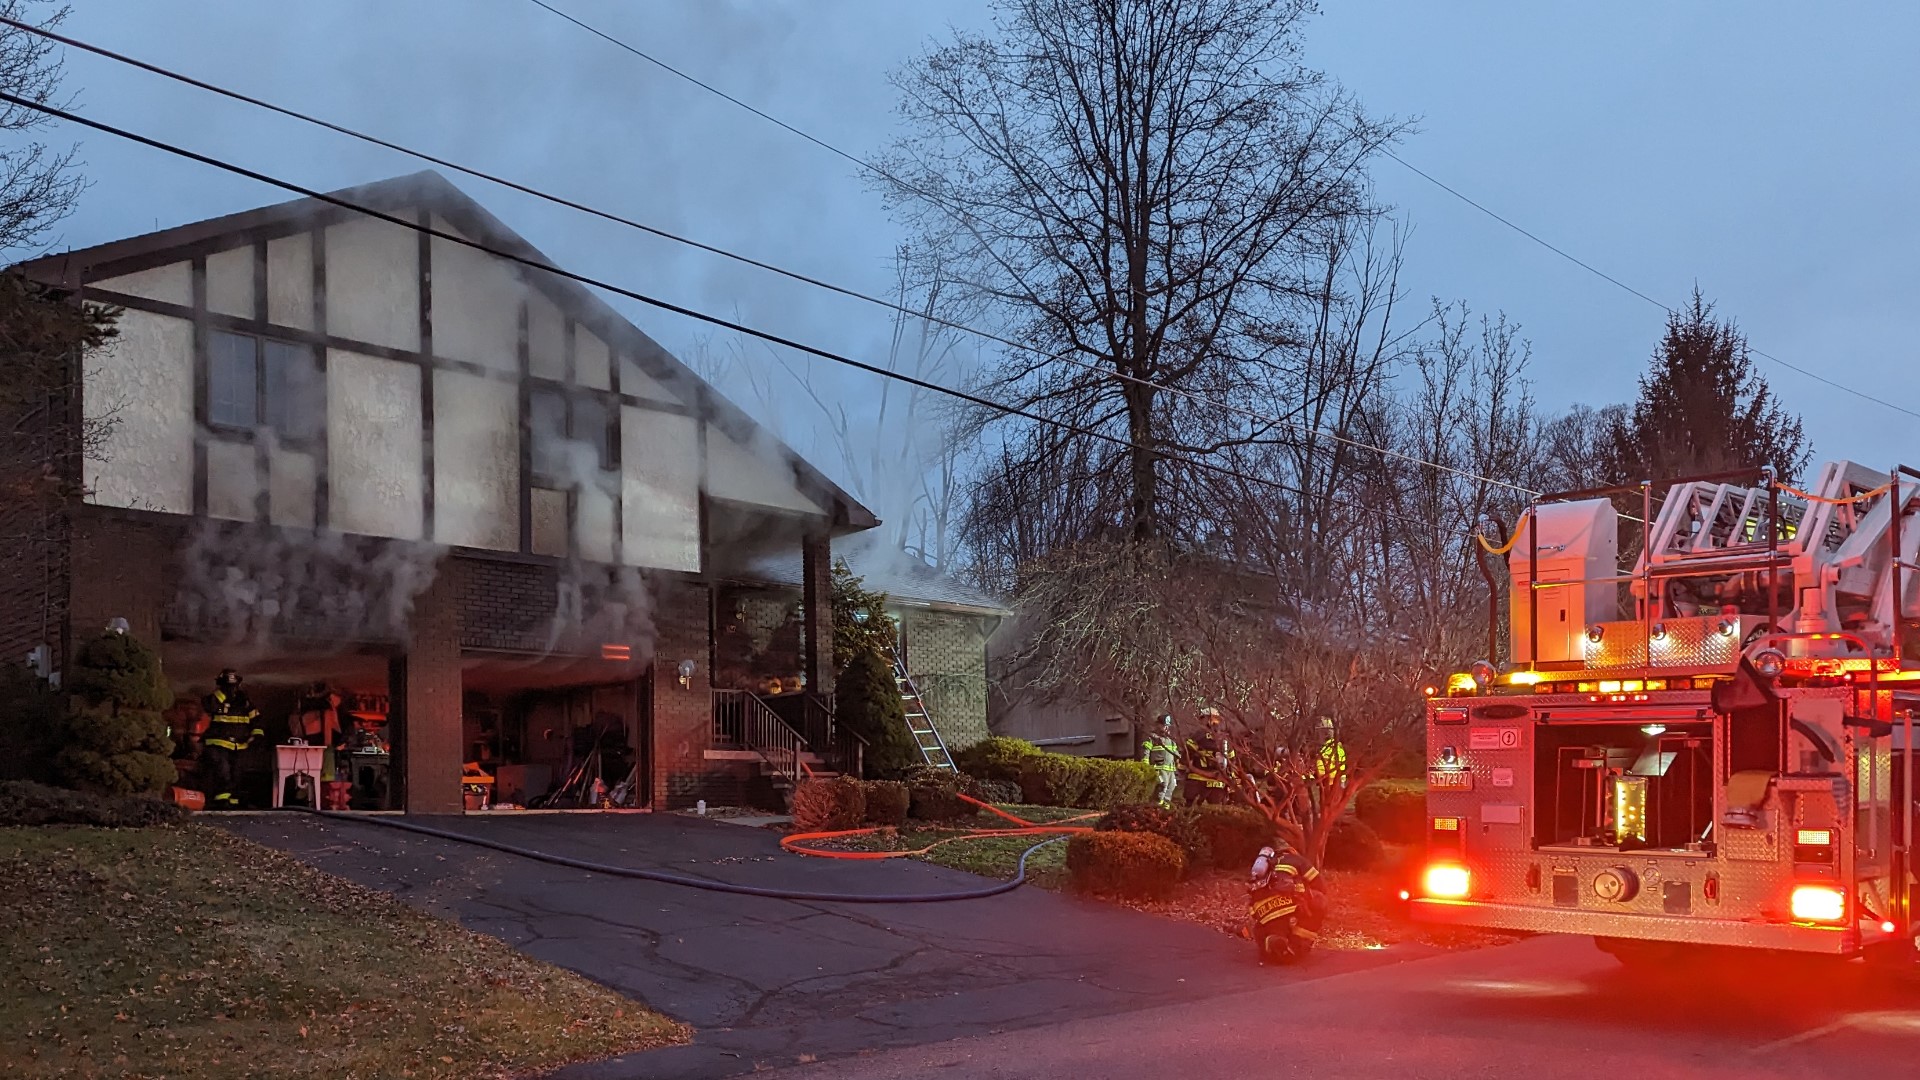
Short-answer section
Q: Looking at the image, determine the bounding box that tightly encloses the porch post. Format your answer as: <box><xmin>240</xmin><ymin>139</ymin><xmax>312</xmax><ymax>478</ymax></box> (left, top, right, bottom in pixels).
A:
<box><xmin>802</xmin><ymin>531</ymin><xmax>834</xmax><ymax>698</ymax></box>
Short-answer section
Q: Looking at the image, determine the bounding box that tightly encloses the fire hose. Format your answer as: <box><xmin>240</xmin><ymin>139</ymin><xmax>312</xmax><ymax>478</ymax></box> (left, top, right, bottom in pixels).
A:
<box><xmin>303</xmin><ymin>794</ymin><xmax>1090</xmax><ymax>905</ymax></box>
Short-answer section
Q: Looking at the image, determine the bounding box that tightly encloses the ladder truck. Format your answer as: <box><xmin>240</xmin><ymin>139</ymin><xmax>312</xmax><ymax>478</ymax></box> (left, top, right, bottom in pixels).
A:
<box><xmin>1408</xmin><ymin>462</ymin><xmax>1920</xmax><ymax>966</ymax></box>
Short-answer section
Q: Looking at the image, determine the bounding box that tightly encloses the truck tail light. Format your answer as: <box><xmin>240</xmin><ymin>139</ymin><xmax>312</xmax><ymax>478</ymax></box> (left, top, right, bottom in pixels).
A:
<box><xmin>1424</xmin><ymin>864</ymin><xmax>1471</xmax><ymax>900</ymax></box>
<box><xmin>1789</xmin><ymin>883</ymin><xmax>1846</xmax><ymax>923</ymax></box>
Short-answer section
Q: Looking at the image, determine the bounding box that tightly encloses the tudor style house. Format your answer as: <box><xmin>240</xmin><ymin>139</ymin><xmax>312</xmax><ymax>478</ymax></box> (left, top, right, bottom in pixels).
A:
<box><xmin>2</xmin><ymin>170</ymin><xmax>1004</xmax><ymax>813</ymax></box>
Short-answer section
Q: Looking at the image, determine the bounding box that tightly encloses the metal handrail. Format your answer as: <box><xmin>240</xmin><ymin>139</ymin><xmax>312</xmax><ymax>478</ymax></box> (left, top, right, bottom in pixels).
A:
<box><xmin>712</xmin><ymin>689</ymin><xmax>809</xmax><ymax>784</ymax></box>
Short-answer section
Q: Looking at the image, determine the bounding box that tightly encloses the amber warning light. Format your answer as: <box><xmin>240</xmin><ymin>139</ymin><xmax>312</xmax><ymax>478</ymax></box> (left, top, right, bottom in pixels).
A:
<box><xmin>601</xmin><ymin>643</ymin><xmax>632</xmax><ymax>661</ymax></box>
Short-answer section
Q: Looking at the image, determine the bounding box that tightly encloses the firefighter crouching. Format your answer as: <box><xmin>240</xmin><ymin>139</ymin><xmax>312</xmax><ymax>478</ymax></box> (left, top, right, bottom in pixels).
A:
<box><xmin>1140</xmin><ymin>715</ymin><xmax>1181</xmax><ymax>808</ymax></box>
<box><xmin>201</xmin><ymin>669</ymin><xmax>262</xmax><ymax>809</ymax></box>
<box><xmin>1183</xmin><ymin>707</ymin><xmax>1235</xmax><ymax>805</ymax></box>
<box><xmin>1248</xmin><ymin>839</ymin><xmax>1328</xmax><ymax>965</ymax></box>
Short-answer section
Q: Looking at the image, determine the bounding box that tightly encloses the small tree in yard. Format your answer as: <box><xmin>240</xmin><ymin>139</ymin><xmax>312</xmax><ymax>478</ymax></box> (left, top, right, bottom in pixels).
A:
<box><xmin>831</xmin><ymin>558</ymin><xmax>894</xmax><ymax>670</ymax></box>
<box><xmin>836</xmin><ymin>649</ymin><xmax>918</xmax><ymax>778</ymax></box>
<box><xmin>56</xmin><ymin>630</ymin><xmax>175</xmax><ymax>795</ymax></box>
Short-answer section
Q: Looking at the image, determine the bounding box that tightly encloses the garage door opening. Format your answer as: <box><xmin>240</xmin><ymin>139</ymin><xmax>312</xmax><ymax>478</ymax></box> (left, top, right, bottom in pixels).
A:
<box><xmin>162</xmin><ymin>642</ymin><xmax>399</xmax><ymax>811</ymax></box>
<box><xmin>460</xmin><ymin>651</ymin><xmax>649</xmax><ymax>810</ymax></box>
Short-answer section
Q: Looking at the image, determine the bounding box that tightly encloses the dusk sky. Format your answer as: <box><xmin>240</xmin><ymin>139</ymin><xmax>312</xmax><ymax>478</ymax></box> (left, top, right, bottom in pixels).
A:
<box><xmin>36</xmin><ymin>1</ymin><xmax>1920</xmax><ymax>488</ymax></box>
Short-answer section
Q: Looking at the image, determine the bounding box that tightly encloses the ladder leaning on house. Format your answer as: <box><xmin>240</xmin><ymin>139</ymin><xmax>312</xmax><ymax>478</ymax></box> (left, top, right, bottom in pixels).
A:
<box><xmin>891</xmin><ymin>645</ymin><xmax>956</xmax><ymax>771</ymax></box>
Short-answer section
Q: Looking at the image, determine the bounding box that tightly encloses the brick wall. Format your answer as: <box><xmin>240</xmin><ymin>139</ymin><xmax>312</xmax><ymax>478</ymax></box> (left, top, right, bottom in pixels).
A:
<box><xmin>69</xmin><ymin>513</ymin><xmax>181</xmax><ymax>653</ymax></box>
<box><xmin>649</xmin><ymin>574</ymin><xmax>714</xmax><ymax>809</ymax></box>
<box><xmin>455</xmin><ymin>556</ymin><xmax>559</xmax><ymax>652</ymax></box>
<box><xmin>898</xmin><ymin>608</ymin><xmax>993</xmax><ymax>749</ymax></box>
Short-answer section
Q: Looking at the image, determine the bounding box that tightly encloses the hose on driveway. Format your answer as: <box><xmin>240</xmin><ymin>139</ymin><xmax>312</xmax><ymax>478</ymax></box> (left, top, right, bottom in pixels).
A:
<box><xmin>302</xmin><ymin>797</ymin><xmax>1074</xmax><ymax>904</ymax></box>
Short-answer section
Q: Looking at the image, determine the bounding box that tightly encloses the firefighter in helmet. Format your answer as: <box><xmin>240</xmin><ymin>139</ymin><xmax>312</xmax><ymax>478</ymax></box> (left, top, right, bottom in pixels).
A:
<box><xmin>1183</xmin><ymin>707</ymin><xmax>1235</xmax><ymax>805</ymax></box>
<box><xmin>200</xmin><ymin>669</ymin><xmax>262</xmax><ymax>809</ymax></box>
<box><xmin>1140</xmin><ymin>715</ymin><xmax>1181</xmax><ymax>808</ymax></box>
<box><xmin>1307</xmin><ymin>716</ymin><xmax>1346</xmax><ymax>816</ymax></box>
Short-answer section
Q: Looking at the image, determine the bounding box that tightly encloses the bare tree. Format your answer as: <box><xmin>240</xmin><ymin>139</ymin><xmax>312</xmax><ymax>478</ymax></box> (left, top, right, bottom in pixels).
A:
<box><xmin>0</xmin><ymin>1</ymin><xmax>81</xmax><ymax>252</ymax></box>
<box><xmin>884</xmin><ymin>0</ymin><xmax>1402</xmax><ymax>546</ymax></box>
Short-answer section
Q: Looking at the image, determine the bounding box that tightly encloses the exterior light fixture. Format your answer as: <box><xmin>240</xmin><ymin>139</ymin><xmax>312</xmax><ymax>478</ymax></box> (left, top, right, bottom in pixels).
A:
<box><xmin>1586</xmin><ymin>624</ymin><xmax>1605</xmax><ymax>643</ymax></box>
<box><xmin>1469</xmin><ymin>660</ymin><xmax>1497</xmax><ymax>688</ymax></box>
<box><xmin>1439</xmin><ymin>746</ymin><xmax>1459</xmax><ymax>767</ymax></box>
<box><xmin>1752</xmin><ymin>647</ymin><xmax>1788</xmax><ymax>679</ymax></box>
<box><xmin>107</xmin><ymin>617</ymin><xmax>130</xmax><ymax>635</ymax></box>
<box><xmin>1650</xmin><ymin>623</ymin><xmax>1668</xmax><ymax>641</ymax></box>
<box><xmin>1717</xmin><ymin>620</ymin><xmax>1737</xmax><ymax>638</ymax></box>
<box><xmin>1423</xmin><ymin>864</ymin><xmax>1471</xmax><ymax>900</ymax></box>
<box><xmin>1641</xmin><ymin>724</ymin><xmax>1667</xmax><ymax>737</ymax></box>
<box><xmin>677</xmin><ymin>659</ymin><xmax>697</xmax><ymax>689</ymax></box>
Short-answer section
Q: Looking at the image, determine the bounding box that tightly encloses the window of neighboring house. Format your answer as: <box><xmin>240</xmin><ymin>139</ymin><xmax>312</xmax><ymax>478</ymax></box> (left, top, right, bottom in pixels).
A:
<box><xmin>573</xmin><ymin>394</ymin><xmax>615</xmax><ymax>471</ymax></box>
<box><xmin>208</xmin><ymin>329</ymin><xmax>321</xmax><ymax>442</ymax></box>
<box><xmin>530</xmin><ymin>387</ymin><xmax>568</xmax><ymax>484</ymax></box>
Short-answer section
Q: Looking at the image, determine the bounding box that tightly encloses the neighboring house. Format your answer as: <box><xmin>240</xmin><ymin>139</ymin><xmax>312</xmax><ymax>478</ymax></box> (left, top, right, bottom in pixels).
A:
<box><xmin>987</xmin><ymin>620</ymin><xmax>1135</xmax><ymax>758</ymax></box>
<box><xmin>4</xmin><ymin>170</ymin><xmax>886</xmax><ymax>813</ymax></box>
<box><xmin>726</xmin><ymin>532</ymin><xmax>1010</xmax><ymax>752</ymax></box>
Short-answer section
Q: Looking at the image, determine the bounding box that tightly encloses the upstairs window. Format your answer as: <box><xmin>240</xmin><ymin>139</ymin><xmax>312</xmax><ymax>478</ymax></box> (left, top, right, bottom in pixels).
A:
<box><xmin>530</xmin><ymin>388</ymin><xmax>616</xmax><ymax>485</ymax></box>
<box><xmin>208</xmin><ymin>330</ymin><xmax>321</xmax><ymax>443</ymax></box>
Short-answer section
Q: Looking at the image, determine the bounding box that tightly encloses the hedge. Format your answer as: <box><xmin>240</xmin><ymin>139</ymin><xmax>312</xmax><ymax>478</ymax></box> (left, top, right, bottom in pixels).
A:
<box><xmin>1354</xmin><ymin>779</ymin><xmax>1426</xmax><ymax>844</ymax></box>
<box><xmin>1097</xmin><ymin>803</ymin><xmax>1211</xmax><ymax>876</ymax></box>
<box><xmin>0</xmin><ymin>780</ymin><xmax>188</xmax><ymax>828</ymax></box>
<box><xmin>1326</xmin><ymin>815</ymin><xmax>1386</xmax><ymax>871</ymax></box>
<box><xmin>905</xmin><ymin>766</ymin><xmax>982</xmax><ymax>821</ymax></box>
<box><xmin>971</xmin><ymin>778</ymin><xmax>1022</xmax><ymax>805</ymax></box>
<box><xmin>861</xmin><ymin>780</ymin><xmax>910</xmax><ymax>827</ymax></box>
<box><xmin>1066</xmin><ymin>831</ymin><xmax>1186</xmax><ymax>899</ymax></box>
<box><xmin>1080</xmin><ymin>758</ymin><xmax>1157</xmax><ymax>809</ymax></box>
<box><xmin>1016</xmin><ymin>753</ymin><xmax>1089</xmax><ymax>808</ymax></box>
<box><xmin>1190</xmin><ymin>804</ymin><xmax>1274</xmax><ymax>871</ymax></box>
<box><xmin>790</xmin><ymin>776</ymin><xmax>867</xmax><ymax>832</ymax></box>
<box><xmin>952</xmin><ymin>736</ymin><xmax>1039</xmax><ymax>783</ymax></box>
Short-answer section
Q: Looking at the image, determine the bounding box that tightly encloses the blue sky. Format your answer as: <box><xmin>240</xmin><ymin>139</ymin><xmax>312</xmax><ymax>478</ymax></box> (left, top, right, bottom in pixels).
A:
<box><xmin>39</xmin><ymin>1</ymin><xmax>1920</xmax><ymax>484</ymax></box>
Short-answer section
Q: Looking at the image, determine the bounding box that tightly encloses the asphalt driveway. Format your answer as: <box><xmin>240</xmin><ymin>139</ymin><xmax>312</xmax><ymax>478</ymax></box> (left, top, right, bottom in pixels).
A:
<box><xmin>222</xmin><ymin>812</ymin><xmax>1405</xmax><ymax>1078</ymax></box>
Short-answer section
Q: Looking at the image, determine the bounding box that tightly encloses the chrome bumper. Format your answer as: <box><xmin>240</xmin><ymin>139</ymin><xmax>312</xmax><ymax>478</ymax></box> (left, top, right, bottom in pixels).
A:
<box><xmin>1410</xmin><ymin>897</ymin><xmax>1863</xmax><ymax>954</ymax></box>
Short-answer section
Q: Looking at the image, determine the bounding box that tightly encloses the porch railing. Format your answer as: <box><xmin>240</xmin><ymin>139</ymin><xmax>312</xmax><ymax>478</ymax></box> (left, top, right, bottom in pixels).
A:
<box><xmin>712</xmin><ymin>689</ymin><xmax>807</xmax><ymax>784</ymax></box>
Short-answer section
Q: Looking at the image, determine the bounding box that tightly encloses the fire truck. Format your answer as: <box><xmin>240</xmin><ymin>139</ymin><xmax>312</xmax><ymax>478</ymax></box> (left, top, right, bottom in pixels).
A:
<box><xmin>1409</xmin><ymin>462</ymin><xmax>1920</xmax><ymax>965</ymax></box>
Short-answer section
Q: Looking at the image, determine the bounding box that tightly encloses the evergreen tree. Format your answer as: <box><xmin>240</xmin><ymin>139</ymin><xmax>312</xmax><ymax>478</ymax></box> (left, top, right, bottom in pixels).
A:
<box><xmin>56</xmin><ymin>630</ymin><xmax>176</xmax><ymax>796</ymax></box>
<box><xmin>831</xmin><ymin>558</ymin><xmax>895</xmax><ymax>670</ymax></box>
<box><xmin>836</xmin><ymin>648</ymin><xmax>918</xmax><ymax>779</ymax></box>
<box><xmin>1606</xmin><ymin>289</ymin><xmax>1809</xmax><ymax>484</ymax></box>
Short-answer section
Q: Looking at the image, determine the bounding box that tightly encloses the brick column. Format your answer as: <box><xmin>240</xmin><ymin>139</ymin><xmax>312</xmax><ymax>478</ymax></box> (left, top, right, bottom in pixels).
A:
<box><xmin>399</xmin><ymin>556</ymin><xmax>462</xmax><ymax>815</ymax></box>
<box><xmin>801</xmin><ymin>531</ymin><xmax>834</xmax><ymax>697</ymax></box>
<box><xmin>649</xmin><ymin>576</ymin><xmax>712</xmax><ymax>809</ymax></box>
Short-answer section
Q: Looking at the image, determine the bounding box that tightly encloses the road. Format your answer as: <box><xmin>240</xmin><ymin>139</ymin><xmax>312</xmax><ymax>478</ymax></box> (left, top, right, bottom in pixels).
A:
<box><xmin>220</xmin><ymin>812</ymin><xmax>1404</xmax><ymax>1078</ymax></box>
<box><xmin>773</xmin><ymin>933</ymin><xmax>1920</xmax><ymax>1079</ymax></box>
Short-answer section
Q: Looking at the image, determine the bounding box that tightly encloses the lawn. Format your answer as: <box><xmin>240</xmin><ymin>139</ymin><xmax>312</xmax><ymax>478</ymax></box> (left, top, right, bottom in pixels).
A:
<box><xmin>811</xmin><ymin>806</ymin><xmax>1516</xmax><ymax>953</ymax></box>
<box><xmin>0</xmin><ymin>824</ymin><xmax>686</xmax><ymax>1079</ymax></box>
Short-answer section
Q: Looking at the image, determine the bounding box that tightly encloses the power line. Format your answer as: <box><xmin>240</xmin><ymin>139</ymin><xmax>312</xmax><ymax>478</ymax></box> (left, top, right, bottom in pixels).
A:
<box><xmin>3</xmin><ymin>89</ymin><xmax>1461</xmax><ymax>535</ymax></box>
<box><xmin>525</xmin><ymin>0</ymin><xmax>1920</xmax><ymax>424</ymax></box>
<box><xmin>9</xmin><ymin>14</ymin><xmax>1542</xmax><ymax>502</ymax></box>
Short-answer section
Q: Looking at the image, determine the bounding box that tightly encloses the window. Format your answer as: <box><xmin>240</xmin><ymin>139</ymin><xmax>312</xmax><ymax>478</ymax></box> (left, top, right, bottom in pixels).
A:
<box><xmin>530</xmin><ymin>388</ymin><xmax>615</xmax><ymax>484</ymax></box>
<box><xmin>208</xmin><ymin>329</ymin><xmax>321</xmax><ymax>442</ymax></box>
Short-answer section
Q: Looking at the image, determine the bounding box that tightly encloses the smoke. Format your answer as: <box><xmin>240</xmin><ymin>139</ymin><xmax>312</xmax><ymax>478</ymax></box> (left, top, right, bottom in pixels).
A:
<box><xmin>172</xmin><ymin>516</ymin><xmax>445</xmax><ymax>652</ymax></box>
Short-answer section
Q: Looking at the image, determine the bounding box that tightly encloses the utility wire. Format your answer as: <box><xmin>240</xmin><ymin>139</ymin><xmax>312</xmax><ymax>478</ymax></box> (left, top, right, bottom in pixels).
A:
<box><xmin>523</xmin><ymin>0</ymin><xmax>1920</xmax><ymax>423</ymax></box>
<box><xmin>3</xmin><ymin>15</ymin><xmax>1538</xmax><ymax>502</ymax></box>
<box><xmin>4</xmin><ymin>89</ymin><xmax>1463</xmax><ymax>534</ymax></box>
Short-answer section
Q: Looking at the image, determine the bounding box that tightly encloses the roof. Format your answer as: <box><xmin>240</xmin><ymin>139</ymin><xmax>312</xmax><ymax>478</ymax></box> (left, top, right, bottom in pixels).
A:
<box><xmin>15</xmin><ymin>170</ymin><xmax>877</xmax><ymax>532</ymax></box>
<box><xmin>735</xmin><ymin>533</ymin><xmax>1011</xmax><ymax>616</ymax></box>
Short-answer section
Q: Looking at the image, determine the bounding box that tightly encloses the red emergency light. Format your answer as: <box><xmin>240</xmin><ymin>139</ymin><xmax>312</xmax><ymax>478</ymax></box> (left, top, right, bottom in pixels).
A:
<box><xmin>601</xmin><ymin>643</ymin><xmax>632</xmax><ymax>661</ymax></box>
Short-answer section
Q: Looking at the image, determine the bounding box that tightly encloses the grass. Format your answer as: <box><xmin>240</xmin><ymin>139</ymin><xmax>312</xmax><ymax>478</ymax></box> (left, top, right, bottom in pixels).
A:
<box><xmin>0</xmin><ymin>824</ymin><xmax>687</xmax><ymax>1079</ymax></box>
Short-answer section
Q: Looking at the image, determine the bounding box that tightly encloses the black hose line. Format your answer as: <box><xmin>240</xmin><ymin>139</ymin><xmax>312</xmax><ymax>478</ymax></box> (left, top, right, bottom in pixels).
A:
<box><xmin>305</xmin><ymin>809</ymin><xmax>1062</xmax><ymax>904</ymax></box>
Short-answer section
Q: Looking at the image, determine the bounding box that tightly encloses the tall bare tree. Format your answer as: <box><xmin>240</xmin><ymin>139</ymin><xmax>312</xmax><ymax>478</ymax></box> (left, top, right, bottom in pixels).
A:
<box><xmin>0</xmin><ymin>1</ymin><xmax>117</xmax><ymax>664</ymax></box>
<box><xmin>885</xmin><ymin>0</ymin><xmax>1400</xmax><ymax>546</ymax></box>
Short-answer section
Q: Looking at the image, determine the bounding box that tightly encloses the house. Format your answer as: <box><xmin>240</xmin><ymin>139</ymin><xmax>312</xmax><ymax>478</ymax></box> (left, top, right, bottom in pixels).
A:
<box><xmin>3</xmin><ymin>170</ymin><xmax>917</xmax><ymax>813</ymax></box>
<box><xmin>724</xmin><ymin>531</ymin><xmax>1010</xmax><ymax>751</ymax></box>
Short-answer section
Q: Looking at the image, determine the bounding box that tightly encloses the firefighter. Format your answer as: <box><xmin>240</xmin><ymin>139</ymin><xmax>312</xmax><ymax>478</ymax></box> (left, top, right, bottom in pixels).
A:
<box><xmin>1182</xmin><ymin>708</ymin><xmax>1235</xmax><ymax>805</ymax></box>
<box><xmin>1307</xmin><ymin>716</ymin><xmax>1347</xmax><ymax>816</ymax></box>
<box><xmin>201</xmin><ymin>669</ymin><xmax>262</xmax><ymax>809</ymax></box>
<box><xmin>1140</xmin><ymin>715</ymin><xmax>1181</xmax><ymax>808</ymax></box>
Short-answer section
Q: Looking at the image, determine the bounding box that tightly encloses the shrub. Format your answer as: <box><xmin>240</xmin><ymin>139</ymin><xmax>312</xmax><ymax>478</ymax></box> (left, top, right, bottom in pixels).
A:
<box><xmin>0</xmin><ymin>780</ymin><xmax>188</xmax><ymax>827</ymax></box>
<box><xmin>789</xmin><ymin>776</ymin><xmax>867</xmax><ymax>832</ymax></box>
<box><xmin>1017</xmin><ymin>753</ymin><xmax>1089</xmax><ymax>807</ymax></box>
<box><xmin>860</xmin><ymin>780</ymin><xmax>910</xmax><ymax>827</ymax></box>
<box><xmin>1080</xmin><ymin>758</ymin><xmax>1156</xmax><ymax>810</ymax></box>
<box><xmin>1098</xmin><ymin>803</ymin><xmax>1211</xmax><ymax>875</ymax></box>
<box><xmin>1190</xmin><ymin>804</ymin><xmax>1274</xmax><ymax>871</ymax></box>
<box><xmin>904</xmin><ymin>766</ymin><xmax>981</xmax><ymax>821</ymax></box>
<box><xmin>1354</xmin><ymin>779</ymin><xmax>1427</xmax><ymax>844</ymax></box>
<box><xmin>953</xmin><ymin>736</ymin><xmax>1039</xmax><ymax>783</ymax></box>
<box><xmin>836</xmin><ymin>649</ymin><xmax>918</xmax><ymax>779</ymax></box>
<box><xmin>57</xmin><ymin>632</ymin><xmax>176</xmax><ymax>796</ymax></box>
<box><xmin>0</xmin><ymin>662</ymin><xmax>63</xmax><ymax>784</ymax></box>
<box><xmin>1325</xmin><ymin>815</ymin><xmax>1387</xmax><ymax>871</ymax></box>
<box><xmin>971</xmin><ymin>778</ymin><xmax>1022</xmax><ymax>805</ymax></box>
<box><xmin>1065</xmin><ymin>831</ymin><xmax>1186</xmax><ymax>899</ymax></box>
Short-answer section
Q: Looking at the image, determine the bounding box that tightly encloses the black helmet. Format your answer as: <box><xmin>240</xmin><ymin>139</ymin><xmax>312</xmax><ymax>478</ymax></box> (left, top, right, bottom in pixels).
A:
<box><xmin>217</xmin><ymin>668</ymin><xmax>242</xmax><ymax>689</ymax></box>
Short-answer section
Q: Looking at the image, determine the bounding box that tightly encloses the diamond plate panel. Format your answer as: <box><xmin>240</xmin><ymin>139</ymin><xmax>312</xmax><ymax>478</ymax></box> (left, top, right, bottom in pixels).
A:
<box><xmin>1583</xmin><ymin>615</ymin><xmax>1747</xmax><ymax>669</ymax></box>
